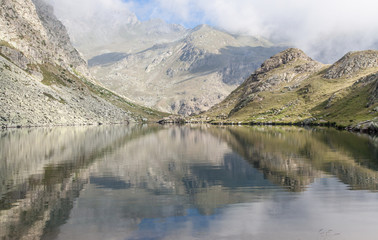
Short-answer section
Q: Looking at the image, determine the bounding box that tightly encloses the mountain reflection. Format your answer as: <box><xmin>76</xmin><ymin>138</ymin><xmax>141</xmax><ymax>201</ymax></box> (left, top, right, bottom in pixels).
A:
<box><xmin>211</xmin><ymin>126</ymin><xmax>378</xmax><ymax>191</ymax></box>
<box><xmin>0</xmin><ymin>125</ymin><xmax>377</xmax><ymax>240</ymax></box>
<box><xmin>0</xmin><ymin>125</ymin><xmax>160</xmax><ymax>240</ymax></box>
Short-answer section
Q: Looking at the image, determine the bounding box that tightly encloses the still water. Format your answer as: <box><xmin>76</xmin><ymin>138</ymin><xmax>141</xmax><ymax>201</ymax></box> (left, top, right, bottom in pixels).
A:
<box><xmin>1</xmin><ymin>125</ymin><xmax>378</xmax><ymax>240</ymax></box>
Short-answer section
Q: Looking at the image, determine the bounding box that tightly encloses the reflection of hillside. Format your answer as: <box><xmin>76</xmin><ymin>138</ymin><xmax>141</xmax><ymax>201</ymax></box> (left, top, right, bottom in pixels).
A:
<box><xmin>206</xmin><ymin>126</ymin><xmax>320</xmax><ymax>191</ymax></box>
<box><xmin>0</xmin><ymin>125</ymin><xmax>161</xmax><ymax>240</ymax></box>
<box><xmin>76</xmin><ymin>126</ymin><xmax>279</xmax><ymax>224</ymax></box>
<box><xmin>2</xmin><ymin>125</ymin><xmax>377</xmax><ymax>239</ymax></box>
<box><xmin>210</xmin><ymin>126</ymin><xmax>378</xmax><ymax>191</ymax></box>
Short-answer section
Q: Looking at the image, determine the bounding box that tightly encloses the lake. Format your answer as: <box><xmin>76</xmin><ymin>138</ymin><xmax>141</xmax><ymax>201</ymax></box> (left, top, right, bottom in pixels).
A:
<box><xmin>1</xmin><ymin>125</ymin><xmax>378</xmax><ymax>240</ymax></box>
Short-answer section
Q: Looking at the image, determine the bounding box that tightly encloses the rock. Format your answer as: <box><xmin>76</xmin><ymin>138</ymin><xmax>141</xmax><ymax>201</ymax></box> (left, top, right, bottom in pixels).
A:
<box><xmin>0</xmin><ymin>0</ymin><xmax>157</xmax><ymax>127</ymax></box>
<box><xmin>226</xmin><ymin>48</ymin><xmax>324</xmax><ymax>116</ymax></box>
<box><xmin>302</xmin><ymin>118</ymin><xmax>317</xmax><ymax>125</ymax></box>
<box><xmin>157</xmin><ymin>116</ymin><xmax>185</xmax><ymax>124</ymax></box>
<box><xmin>86</xmin><ymin>23</ymin><xmax>286</xmax><ymax>115</ymax></box>
<box><xmin>353</xmin><ymin>119</ymin><xmax>378</xmax><ymax>133</ymax></box>
<box><xmin>0</xmin><ymin>46</ymin><xmax>30</xmax><ymax>70</ymax></box>
<box><xmin>256</xmin><ymin>48</ymin><xmax>315</xmax><ymax>74</ymax></box>
<box><xmin>323</xmin><ymin>50</ymin><xmax>378</xmax><ymax>79</ymax></box>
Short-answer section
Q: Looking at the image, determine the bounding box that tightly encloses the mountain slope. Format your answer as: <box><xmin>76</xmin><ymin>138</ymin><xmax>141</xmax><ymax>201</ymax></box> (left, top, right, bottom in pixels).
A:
<box><xmin>89</xmin><ymin>24</ymin><xmax>285</xmax><ymax>115</ymax></box>
<box><xmin>202</xmin><ymin>48</ymin><xmax>378</xmax><ymax>129</ymax></box>
<box><xmin>0</xmin><ymin>0</ymin><xmax>166</xmax><ymax>127</ymax></box>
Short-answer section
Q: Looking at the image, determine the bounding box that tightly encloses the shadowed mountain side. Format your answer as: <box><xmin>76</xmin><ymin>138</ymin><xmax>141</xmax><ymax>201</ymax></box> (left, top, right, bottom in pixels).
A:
<box><xmin>88</xmin><ymin>52</ymin><xmax>129</xmax><ymax>67</ymax></box>
<box><xmin>188</xmin><ymin>46</ymin><xmax>286</xmax><ymax>85</ymax></box>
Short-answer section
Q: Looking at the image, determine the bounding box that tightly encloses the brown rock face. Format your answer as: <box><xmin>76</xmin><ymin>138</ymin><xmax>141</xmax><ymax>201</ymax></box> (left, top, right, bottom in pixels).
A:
<box><xmin>227</xmin><ymin>48</ymin><xmax>324</xmax><ymax>116</ymax></box>
<box><xmin>255</xmin><ymin>48</ymin><xmax>315</xmax><ymax>75</ymax></box>
<box><xmin>323</xmin><ymin>50</ymin><xmax>378</xmax><ymax>79</ymax></box>
<box><xmin>240</xmin><ymin>48</ymin><xmax>323</xmax><ymax>96</ymax></box>
<box><xmin>0</xmin><ymin>0</ymin><xmax>90</xmax><ymax>77</ymax></box>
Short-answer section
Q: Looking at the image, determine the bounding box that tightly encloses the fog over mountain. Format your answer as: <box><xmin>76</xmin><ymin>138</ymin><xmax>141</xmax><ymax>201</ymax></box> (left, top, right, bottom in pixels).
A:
<box><xmin>47</xmin><ymin>0</ymin><xmax>187</xmax><ymax>59</ymax></box>
<box><xmin>46</xmin><ymin>0</ymin><xmax>288</xmax><ymax>115</ymax></box>
<box><xmin>43</xmin><ymin>0</ymin><xmax>378</xmax><ymax>116</ymax></box>
<box><xmin>49</xmin><ymin>0</ymin><xmax>378</xmax><ymax>63</ymax></box>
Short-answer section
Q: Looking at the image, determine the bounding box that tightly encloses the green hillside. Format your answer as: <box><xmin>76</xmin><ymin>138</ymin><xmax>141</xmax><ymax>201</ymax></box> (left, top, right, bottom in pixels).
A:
<box><xmin>199</xmin><ymin>48</ymin><xmax>378</xmax><ymax>131</ymax></box>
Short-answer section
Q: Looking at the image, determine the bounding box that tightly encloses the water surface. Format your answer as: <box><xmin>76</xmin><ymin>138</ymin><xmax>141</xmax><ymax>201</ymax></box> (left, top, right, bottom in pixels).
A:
<box><xmin>1</xmin><ymin>125</ymin><xmax>378</xmax><ymax>240</ymax></box>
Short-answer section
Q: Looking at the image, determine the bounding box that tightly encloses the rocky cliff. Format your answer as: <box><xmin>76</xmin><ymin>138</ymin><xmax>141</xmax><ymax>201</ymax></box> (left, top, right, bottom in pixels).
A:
<box><xmin>89</xmin><ymin>24</ymin><xmax>285</xmax><ymax>115</ymax></box>
<box><xmin>0</xmin><ymin>0</ymin><xmax>88</xmax><ymax>76</ymax></box>
<box><xmin>202</xmin><ymin>48</ymin><xmax>378</xmax><ymax>131</ymax></box>
<box><xmin>0</xmin><ymin>0</ymin><xmax>166</xmax><ymax>127</ymax></box>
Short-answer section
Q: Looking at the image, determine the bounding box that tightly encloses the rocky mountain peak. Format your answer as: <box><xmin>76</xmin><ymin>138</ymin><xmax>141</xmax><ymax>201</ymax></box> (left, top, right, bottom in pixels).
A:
<box><xmin>1</xmin><ymin>0</ymin><xmax>166</xmax><ymax>127</ymax></box>
<box><xmin>184</xmin><ymin>24</ymin><xmax>234</xmax><ymax>52</ymax></box>
<box><xmin>323</xmin><ymin>50</ymin><xmax>378</xmax><ymax>79</ymax></box>
<box><xmin>87</xmin><ymin>20</ymin><xmax>285</xmax><ymax>115</ymax></box>
<box><xmin>256</xmin><ymin>48</ymin><xmax>316</xmax><ymax>75</ymax></box>
<box><xmin>191</xmin><ymin>24</ymin><xmax>214</xmax><ymax>32</ymax></box>
<box><xmin>245</xmin><ymin>48</ymin><xmax>323</xmax><ymax>85</ymax></box>
<box><xmin>223</xmin><ymin>48</ymin><xmax>324</xmax><ymax>116</ymax></box>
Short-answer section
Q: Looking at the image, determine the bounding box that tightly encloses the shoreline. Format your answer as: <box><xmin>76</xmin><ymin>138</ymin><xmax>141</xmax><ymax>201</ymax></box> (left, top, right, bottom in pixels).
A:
<box><xmin>159</xmin><ymin>118</ymin><xmax>378</xmax><ymax>135</ymax></box>
<box><xmin>2</xmin><ymin>119</ymin><xmax>377</xmax><ymax>136</ymax></box>
<box><xmin>0</xmin><ymin>121</ymin><xmax>130</xmax><ymax>129</ymax></box>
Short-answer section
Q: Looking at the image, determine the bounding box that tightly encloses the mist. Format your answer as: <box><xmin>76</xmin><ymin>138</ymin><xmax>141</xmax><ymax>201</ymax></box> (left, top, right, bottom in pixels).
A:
<box><xmin>49</xmin><ymin>0</ymin><xmax>378</xmax><ymax>63</ymax></box>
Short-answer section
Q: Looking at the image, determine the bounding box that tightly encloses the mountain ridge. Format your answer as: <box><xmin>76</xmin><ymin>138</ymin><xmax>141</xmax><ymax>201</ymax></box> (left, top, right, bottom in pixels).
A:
<box><xmin>88</xmin><ymin>24</ymin><xmax>286</xmax><ymax>115</ymax></box>
<box><xmin>199</xmin><ymin>48</ymin><xmax>378</xmax><ymax>132</ymax></box>
<box><xmin>0</xmin><ymin>0</ymin><xmax>167</xmax><ymax>128</ymax></box>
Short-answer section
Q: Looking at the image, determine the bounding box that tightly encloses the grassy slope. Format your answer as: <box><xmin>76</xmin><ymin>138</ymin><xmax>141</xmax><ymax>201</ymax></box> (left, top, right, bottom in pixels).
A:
<box><xmin>312</xmin><ymin>74</ymin><xmax>377</xmax><ymax>126</ymax></box>
<box><xmin>201</xmin><ymin>59</ymin><xmax>378</xmax><ymax>126</ymax></box>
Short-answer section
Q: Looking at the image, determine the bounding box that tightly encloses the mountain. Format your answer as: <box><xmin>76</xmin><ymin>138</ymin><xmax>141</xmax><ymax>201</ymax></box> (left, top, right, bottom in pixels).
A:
<box><xmin>0</xmin><ymin>0</ymin><xmax>166</xmax><ymax>128</ymax></box>
<box><xmin>201</xmin><ymin>48</ymin><xmax>378</xmax><ymax>130</ymax></box>
<box><xmin>56</xmin><ymin>7</ymin><xmax>188</xmax><ymax>60</ymax></box>
<box><xmin>88</xmin><ymin>24</ymin><xmax>285</xmax><ymax>115</ymax></box>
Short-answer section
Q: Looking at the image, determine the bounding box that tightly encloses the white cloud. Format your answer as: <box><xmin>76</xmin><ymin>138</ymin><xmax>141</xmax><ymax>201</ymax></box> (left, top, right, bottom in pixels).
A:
<box><xmin>48</xmin><ymin>0</ymin><xmax>138</xmax><ymax>47</ymax></box>
<box><xmin>49</xmin><ymin>0</ymin><xmax>378</xmax><ymax>63</ymax></box>
<box><xmin>151</xmin><ymin>0</ymin><xmax>378</xmax><ymax>62</ymax></box>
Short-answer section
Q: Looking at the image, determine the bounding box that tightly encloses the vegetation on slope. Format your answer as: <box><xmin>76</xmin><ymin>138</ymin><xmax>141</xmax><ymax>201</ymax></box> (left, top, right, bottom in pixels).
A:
<box><xmin>199</xmin><ymin>49</ymin><xmax>378</xmax><ymax>131</ymax></box>
<box><xmin>39</xmin><ymin>63</ymin><xmax>169</xmax><ymax>122</ymax></box>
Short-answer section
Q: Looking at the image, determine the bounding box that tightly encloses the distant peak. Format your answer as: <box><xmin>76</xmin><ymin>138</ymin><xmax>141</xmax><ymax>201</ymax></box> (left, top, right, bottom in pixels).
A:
<box><xmin>274</xmin><ymin>48</ymin><xmax>313</xmax><ymax>61</ymax></box>
<box><xmin>324</xmin><ymin>50</ymin><xmax>378</xmax><ymax>79</ymax></box>
<box><xmin>256</xmin><ymin>48</ymin><xmax>316</xmax><ymax>74</ymax></box>
<box><xmin>191</xmin><ymin>24</ymin><xmax>216</xmax><ymax>33</ymax></box>
<box><xmin>343</xmin><ymin>50</ymin><xmax>378</xmax><ymax>58</ymax></box>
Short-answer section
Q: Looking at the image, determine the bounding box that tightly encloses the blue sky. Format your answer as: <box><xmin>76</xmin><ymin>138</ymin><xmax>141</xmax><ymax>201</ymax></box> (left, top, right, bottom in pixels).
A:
<box><xmin>123</xmin><ymin>0</ymin><xmax>156</xmax><ymax>21</ymax></box>
<box><xmin>123</xmin><ymin>0</ymin><xmax>208</xmax><ymax>28</ymax></box>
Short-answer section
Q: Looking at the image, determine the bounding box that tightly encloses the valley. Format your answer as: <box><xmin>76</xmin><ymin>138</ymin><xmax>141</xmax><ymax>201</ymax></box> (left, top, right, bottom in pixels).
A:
<box><xmin>0</xmin><ymin>0</ymin><xmax>377</xmax><ymax>133</ymax></box>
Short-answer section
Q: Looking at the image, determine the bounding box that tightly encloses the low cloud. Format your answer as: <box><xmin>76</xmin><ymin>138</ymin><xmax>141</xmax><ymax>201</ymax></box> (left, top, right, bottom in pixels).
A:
<box><xmin>48</xmin><ymin>0</ymin><xmax>138</xmax><ymax>46</ymax></box>
<box><xmin>49</xmin><ymin>0</ymin><xmax>378</xmax><ymax>63</ymax></box>
<box><xmin>153</xmin><ymin>0</ymin><xmax>378</xmax><ymax>63</ymax></box>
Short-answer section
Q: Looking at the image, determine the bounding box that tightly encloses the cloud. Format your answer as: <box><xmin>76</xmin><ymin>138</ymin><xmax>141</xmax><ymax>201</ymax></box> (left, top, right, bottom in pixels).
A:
<box><xmin>47</xmin><ymin>0</ymin><xmax>139</xmax><ymax>46</ymax></box>
<box><xmin>151</xmin><ymin>0</ymin><xmax>378</xmax><ymax>62</ymax></box>
<box><xmin>49</xmin><ymin>0</ymin><xmax>378</xmax><ymax>63</ymax></box>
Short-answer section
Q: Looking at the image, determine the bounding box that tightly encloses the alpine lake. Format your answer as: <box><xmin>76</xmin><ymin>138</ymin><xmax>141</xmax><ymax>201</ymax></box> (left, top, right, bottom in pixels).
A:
<box><xmin>1</xmin><ymin>124</ymin><xmax>378</xmax><ymax>240</ymax></box>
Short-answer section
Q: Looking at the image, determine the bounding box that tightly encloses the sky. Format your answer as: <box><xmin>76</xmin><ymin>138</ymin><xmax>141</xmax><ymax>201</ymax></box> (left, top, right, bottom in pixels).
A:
<box><xmin>49</xmin><ymin>0</ymin><xmax>378</xmax><ymax>63</ymax></box>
